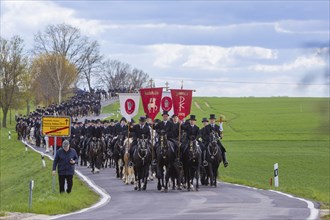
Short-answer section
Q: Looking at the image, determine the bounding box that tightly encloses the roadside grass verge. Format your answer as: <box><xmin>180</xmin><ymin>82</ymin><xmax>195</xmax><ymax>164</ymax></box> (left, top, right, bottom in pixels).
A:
<box><xmin>0</xmin><ymin>126</ymin><xmax>99</xmax><ymax>215</ymax></box>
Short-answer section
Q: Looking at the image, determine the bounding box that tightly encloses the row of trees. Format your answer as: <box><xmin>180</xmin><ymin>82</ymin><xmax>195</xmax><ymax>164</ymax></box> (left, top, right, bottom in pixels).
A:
<box><xmin>0</xmin><ymin>23</ymin><xmax>150</xmax><ymax>127</ymax></box>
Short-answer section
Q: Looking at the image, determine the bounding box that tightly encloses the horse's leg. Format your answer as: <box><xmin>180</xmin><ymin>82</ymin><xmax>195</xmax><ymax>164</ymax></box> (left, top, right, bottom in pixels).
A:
<box><xmin>165</xmin><ymin>167</ymin><xmax>170</xmax><ymax>192</ymax></box>
<box><xmin>196</xmin><ymin>166</ymin><xmax>200</xmax><ymax>191</ymax></box>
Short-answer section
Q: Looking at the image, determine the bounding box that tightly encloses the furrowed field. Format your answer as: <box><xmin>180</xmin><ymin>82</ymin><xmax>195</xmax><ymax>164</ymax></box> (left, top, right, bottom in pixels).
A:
<box><xmin>103</xmin><ymin>97</ymin><xmax>330</xmax><ymax>207</ymax></box>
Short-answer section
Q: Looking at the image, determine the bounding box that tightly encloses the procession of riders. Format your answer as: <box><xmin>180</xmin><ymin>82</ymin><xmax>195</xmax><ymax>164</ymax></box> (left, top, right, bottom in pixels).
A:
<box><xmin>16</xmin><ymin>90</ymin><xmax>229</xmax><ymax>192</ymax></box>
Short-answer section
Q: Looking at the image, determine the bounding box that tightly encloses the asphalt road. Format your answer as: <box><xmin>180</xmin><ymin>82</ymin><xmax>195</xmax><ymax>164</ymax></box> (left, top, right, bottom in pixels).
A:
<box><xmin>55</xmin><ymin>164</ymin><xmax>318</xmax><ymax>220</ymax></box>
<box><xmin>29</xmin><ymin>98</ymin><xmax>320</xmax><ymax>220</ymax></box>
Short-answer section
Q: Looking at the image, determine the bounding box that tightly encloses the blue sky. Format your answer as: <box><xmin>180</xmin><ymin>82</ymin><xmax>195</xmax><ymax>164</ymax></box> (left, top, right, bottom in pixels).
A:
<box><xmin>1</xmin><ymin>0</ymin><xmax>329</xmax><ymax>97</ymax></box>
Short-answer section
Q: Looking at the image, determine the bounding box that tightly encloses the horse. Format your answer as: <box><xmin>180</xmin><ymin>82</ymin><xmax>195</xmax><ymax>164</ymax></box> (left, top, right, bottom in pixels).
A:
<box><xmin>104</xmin><ymin>134</ymin><xmax>114</xmax><ymax>168</ymax></box>
<box><xmin>205</xmin><ymin>131</ymin><xmax>222</xmax><ymax>187</ymax></box>
<box><xmin>79</xmin><ymin>136</ymin><xmax>89</xmax><ymax>166</ymax></box>
<box><xmin>122</xmin><ymin>137</ymin><xmax>135</xmax><ymax>185</ymax></box>
<box><xmin>182</xmin><ymin>136</ymin><xmax>201</xmax><ymax>191</ymax></box>
<box><xmin>16</xmin><ymin>122</ymin><xmax>24</xmax><ymax>140</ymax></box>
<box><xmin>155</xmin><ymin>132</ymin><xmax>176</xmax><ymax>192</ymax></box>
<box><xmin>88</xmin><ymin>138</ymin><xmax>104</xmax><ymax>174</ymax></box>
<box><xmin>112</xmin><ymin>134</ymin><xmax>125</xmax><ymax>179</ymax></box>
<box><xmin>132</xmin><ymin>136</ymin><xmax>152</xmax><ymax>191</ymax></box>
<box><xmin>70</xmin><ymin>135</ymin><xmax>81</xmax><ymax>165</ymax></box>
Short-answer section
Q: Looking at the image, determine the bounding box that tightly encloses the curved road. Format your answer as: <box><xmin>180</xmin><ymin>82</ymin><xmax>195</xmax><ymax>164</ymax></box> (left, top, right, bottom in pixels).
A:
<box><xmin>56</xmin><ymin>165</ymin><xmax>318</xmax><ymax>220</ymax></box>
<box><xmin>31</xmin><ymin>98</ymin><xmax>320</xmax><ymax>220</ymax></box>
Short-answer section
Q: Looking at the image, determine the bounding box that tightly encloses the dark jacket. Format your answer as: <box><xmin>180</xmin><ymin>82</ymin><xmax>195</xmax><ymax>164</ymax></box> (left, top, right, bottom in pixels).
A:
<box><xmin>114</xmin><ymin>123</ymin><xmax>128</xmax><ymax>136</ymax></box>
<box><xmin>154</xmin><ymin>120</ymin><xmax>174</xmax><ymax>138</ymax></box>
<box><xmin>182</xmin><ymin>124</ymin><xmax>200</xmax><ymax>139</ymax></box>
<box><xmin>202</xmin><ymin>124</ymin><xmax>220</xmax><ymax>143</ymax></box>
<box><xmin>52</xmin><ymin>148</ymin><xmax>78</xmax><ymax>175</ymax></box>
<box><xmin>130</xmin><ymin>124</ymin><xmax>151</xmax><ymax>140</ymax></box>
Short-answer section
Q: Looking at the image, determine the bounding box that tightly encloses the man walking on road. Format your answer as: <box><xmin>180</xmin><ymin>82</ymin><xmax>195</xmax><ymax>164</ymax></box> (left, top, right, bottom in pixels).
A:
<box><xmin>52</xmin><ymin>140</ymin><xmax>78</xmax><ymax>193</ymax></box>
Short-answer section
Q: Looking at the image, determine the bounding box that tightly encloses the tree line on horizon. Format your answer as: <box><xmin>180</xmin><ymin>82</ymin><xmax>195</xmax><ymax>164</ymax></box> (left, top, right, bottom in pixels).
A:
<box><xmin>0</xmin><ymin>23</ymin><xmax>150</xmax><ymax>128</ymax></box>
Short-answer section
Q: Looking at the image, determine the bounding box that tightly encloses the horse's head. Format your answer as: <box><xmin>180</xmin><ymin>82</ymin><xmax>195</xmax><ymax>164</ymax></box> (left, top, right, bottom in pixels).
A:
<box><xmin>188</xmin><ymin>136</ymin><xmax>199</xmax><ymax>161</ymax></box>
<box><xmin>116</xmin><ymin>134</ymin><xmax>125</xmax><ymax>151</ymax></box>
<box><xmin>209</xmin><ymin>131</ymin><xmax>219</xmax><ymax>145</ymax></box>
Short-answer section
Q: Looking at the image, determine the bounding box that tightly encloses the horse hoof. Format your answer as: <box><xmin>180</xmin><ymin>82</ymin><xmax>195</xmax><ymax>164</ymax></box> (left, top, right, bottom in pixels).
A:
<box><xmin>177</xmin><ymin>187</ymin><xmax>182</xmax><ymax>190</ymax></box>
<box><xmin>161</xmin><ymin>187</ymin><xmax>165</xmax><ymax>192</ymax></box>
<box><xmin>134</xmin><ymin>186</ymin><xmax>138</xmax><ymax>190</ymax></box>
<box><xmin>131</xmin><ymin>181</ymin><xmax>134</xmax><ymax>185</ymax></box>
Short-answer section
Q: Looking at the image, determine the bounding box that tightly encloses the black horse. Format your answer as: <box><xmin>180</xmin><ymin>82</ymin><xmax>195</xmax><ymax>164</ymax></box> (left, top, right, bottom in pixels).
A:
<box><xmin>80</xmin><ymin>136</ymin><xmax>89</xmax><ymax>166</ymax></box>
<box><xmin>132</xmin><ymin>136</ymin><xmax>152</xmax><ymax>191</ymax></box>
<box><xmin>70</xmin><ymin>135</ymin><xmax>81</xmax><ymax>165</ymax></box>
<box><xmin>104</xmin><ymin>134</ymin><xmax>114</xmax><ymax>168</ymax></box>
<box><xmin>88</xmin><ymin>138</ymin><xmax>104</xmax><ymax>173</ymax></box>
<box><xmin>182</xmin><ymin>136</ymin><xmax>201</xmax><ymax>191</ymax></box>
<box><xmin>155</xmin><ymin>132</ymin><xmax>176</xmax><ymax>192</ymax></box>
<box><xmin>205</xmin><ymin>131</ymin><xmax>222</xmax><ymax>187</ymax></box>
<box><xmin>112</xmin><ymin>134</ymin><xmax>125</xmax><ymax>178</ymax></box>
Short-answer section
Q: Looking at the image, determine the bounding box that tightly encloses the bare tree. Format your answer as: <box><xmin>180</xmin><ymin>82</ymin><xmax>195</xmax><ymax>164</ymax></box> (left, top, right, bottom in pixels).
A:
<box><xmin>99</xmin><ymin>59</ymin><xmax>130</xmax><ymax>90</ymax></box>
<box><xmin>33</xmin><ymin>23</ymin><xmax>101</xmax><ymax>89</ymax></box>
<box><xmin>99</xmin><ymin>59</ymin><xmax>149</xmax><ymax>91</ymax></box>
<box><xmin>129</xmin><ymin>68</ymin><xmax>149</xmax><ymax>90</ymax></box>
<box><xmin>80</xmin><ymin>40</ymin><xmax>103</xmax><ymax>92</ymax></box>
<box><xmin>0</xmin><ymin>35</ymin><xmax>28</xmax><ymax>127</ymax></box>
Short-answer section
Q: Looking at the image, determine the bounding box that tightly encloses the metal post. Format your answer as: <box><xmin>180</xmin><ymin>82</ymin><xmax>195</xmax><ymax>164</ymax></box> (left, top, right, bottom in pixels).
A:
<box><xmin>41</xmin><ymin>154</ymin><xmax>46</xmax><ymax>168</ymax></box>
<box><xmin>25</xmin><ymin>144</ymin><xmax>28</xmax><ymax>152</ymax></box>
<box><xmin>52</xmin><ymin>137</ymin><xmax>57</xmax><ymax>193</ymax></box>
<box><xmin>274</xmin><ymin>163</ymin><xmax>279</xmax><ymax>187</ymax></box>
<box><xmin>29</xmin><ymin>180</ymin><xmax>34</xmax><ymax>209</ymax></box>
<box><xmin>8</xmin><ymin>131</ymin><xmax>11</xmax><ymax>140</ymax></box>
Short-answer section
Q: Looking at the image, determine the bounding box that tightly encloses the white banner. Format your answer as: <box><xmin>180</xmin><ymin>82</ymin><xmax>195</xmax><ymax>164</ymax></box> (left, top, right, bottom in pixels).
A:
<box><xmin>118</xmin><ymin>93</ymin><xmax>140</xmax><ymax>122</ymax></box>
<box><xmin>161</xmin><ymin>91</ymin><xmax>174</xmax><ymax>116</ymax></box>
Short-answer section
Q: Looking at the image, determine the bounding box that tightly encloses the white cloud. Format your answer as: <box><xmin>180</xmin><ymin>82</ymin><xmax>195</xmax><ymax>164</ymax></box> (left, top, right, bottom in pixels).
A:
<box><xmin>147</xmin><ymin>44</ymin><xmax>278</xmax><ymax>70</ymax></box>
<box><xmin>250</xmin><ymin>54</ymin><xmax>326</xmax><ymax>72</ymax></box>
<box><xmin>274</xmin><ymin>20</ymin><xmax>329</xmax><ymax>34</ymax></box>
<box><xmin>1</xmin><ymin>0</ymin><xmax>108</xmax><ymax>39</ymax></box>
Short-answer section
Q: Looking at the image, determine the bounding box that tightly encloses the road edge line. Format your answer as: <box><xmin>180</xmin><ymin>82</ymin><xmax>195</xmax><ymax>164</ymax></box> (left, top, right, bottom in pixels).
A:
<box><xmin>221</xmin><ymin>181</ymin><xmax>319</xmax><ymax>220</ymax></box>
<box><xmin>22</xmin><ymin>141</ymin><xmax>111</xmax><ymax>220</ymax></box>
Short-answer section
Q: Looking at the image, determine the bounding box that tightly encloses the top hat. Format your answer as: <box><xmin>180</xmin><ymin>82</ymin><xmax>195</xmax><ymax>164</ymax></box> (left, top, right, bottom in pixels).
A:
<box><xmin>202</xmin><ymin>117</ymin><xmax>209</xmax><ymax>123</ymax></box>
<box><xmin>139</xmin><ymin>116</ymin><xmax>146</xmax><ymax>122</ymax></box>
<box><xmin>209</xmin><ymin>114</ymin><xmax>216</xmax><ymax>120</ymax></box>
<box><xmin>120</xmin><ymin>117</ymin><xmax>127</xmax><ymax>122</ymax></box>
<box><xmin>162</xmin><ymin>111</ymin><xmax>169</xmax><ymax>116</ymax></box>
<box><xmin>189</xmin><ymin>115</ymin><xmax>197</xmax><ymax>121</ymax></box>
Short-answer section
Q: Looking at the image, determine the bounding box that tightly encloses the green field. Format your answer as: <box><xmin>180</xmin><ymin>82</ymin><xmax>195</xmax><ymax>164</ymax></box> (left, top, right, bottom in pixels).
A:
<box><xmin>0</xmin><ymin>115</ymin><xmax>99</xmax><ymax>215</ymax></box>
<box><xmin>104</xmin><ymin>97</ymin><xmax>330</xmax><ymax>207</ymax></box>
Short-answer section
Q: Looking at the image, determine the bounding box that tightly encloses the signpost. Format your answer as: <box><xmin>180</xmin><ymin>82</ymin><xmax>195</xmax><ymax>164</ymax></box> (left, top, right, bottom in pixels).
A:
<box><xmin>42</xmin><ymin>116</ymin><xmax>71</xmax><ymax>193</ymax></box>
<box><xmin>42</xmin><ymin>116</ymin><xmax>71</xmax><ymax>137</ymax></box>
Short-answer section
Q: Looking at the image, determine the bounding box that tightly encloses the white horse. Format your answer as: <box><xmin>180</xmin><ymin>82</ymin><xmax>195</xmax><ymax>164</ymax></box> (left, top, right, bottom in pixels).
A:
<box><xmin>122</xmin><ymin>138</ymin><xmax>135</xmax><ymax>185</ymax></box>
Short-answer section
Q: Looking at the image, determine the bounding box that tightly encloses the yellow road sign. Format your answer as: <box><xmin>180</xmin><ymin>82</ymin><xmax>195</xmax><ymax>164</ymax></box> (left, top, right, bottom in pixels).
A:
<box><xmin>42</xmin><ymin>116</ymin><xmax>71</xmax><ymax>137</ymax></box>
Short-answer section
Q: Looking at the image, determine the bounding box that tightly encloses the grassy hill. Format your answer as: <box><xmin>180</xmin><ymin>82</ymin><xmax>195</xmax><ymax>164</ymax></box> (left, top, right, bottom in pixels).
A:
<box><xmin>103</xmin><ymin>97</ymin><xmax>330</xmax><ymax>207</ymax></box>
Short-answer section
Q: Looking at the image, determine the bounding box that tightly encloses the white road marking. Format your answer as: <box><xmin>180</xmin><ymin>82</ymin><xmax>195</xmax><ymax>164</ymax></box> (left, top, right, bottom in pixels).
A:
<box><xmin>23</xmin><ymin>141</ymin><xmax>111</xmax><ymax>220</ymax></box>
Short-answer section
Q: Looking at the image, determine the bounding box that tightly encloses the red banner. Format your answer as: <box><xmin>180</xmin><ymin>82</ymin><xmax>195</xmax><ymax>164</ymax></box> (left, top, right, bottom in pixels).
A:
<box><xmin>171</xmin><ymin>89</ymin><xmax>193</xmax><ymax>120</ymax></box>
<box><xmin>140</xmin><ymin>87</ymin><xmax>163</xmax><ymax>121</ymax></box>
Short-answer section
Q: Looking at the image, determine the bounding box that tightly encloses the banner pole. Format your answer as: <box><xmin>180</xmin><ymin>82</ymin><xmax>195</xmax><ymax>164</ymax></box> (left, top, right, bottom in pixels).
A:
<box><xmin>178</xmin><ymin>123</ymin><xmax>181</xmax><ymax>159</ymax></box>
<box><xmin>151</xmin><ymin>123</ymin><xmax>154</xmax><ymax>161</ymax></box>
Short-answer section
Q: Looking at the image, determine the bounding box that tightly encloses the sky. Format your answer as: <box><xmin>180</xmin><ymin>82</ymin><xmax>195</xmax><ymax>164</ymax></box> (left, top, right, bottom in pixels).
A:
<box><xmin>1</xmin><ymin>0</ymin><xmax>329</xmax><ymax>97</ymax></box>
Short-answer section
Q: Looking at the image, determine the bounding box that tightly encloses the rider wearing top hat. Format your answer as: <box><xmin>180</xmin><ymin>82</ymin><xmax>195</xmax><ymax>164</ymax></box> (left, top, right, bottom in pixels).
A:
<box><xmin>129</xmin><ymin>116</ymin><xmax>151</xmax><ymax>160</ymax></box>
<box><xmin>202</xmin><ymin>114</ymin><xmax>229</xmax><ymax>167</ymax></box>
